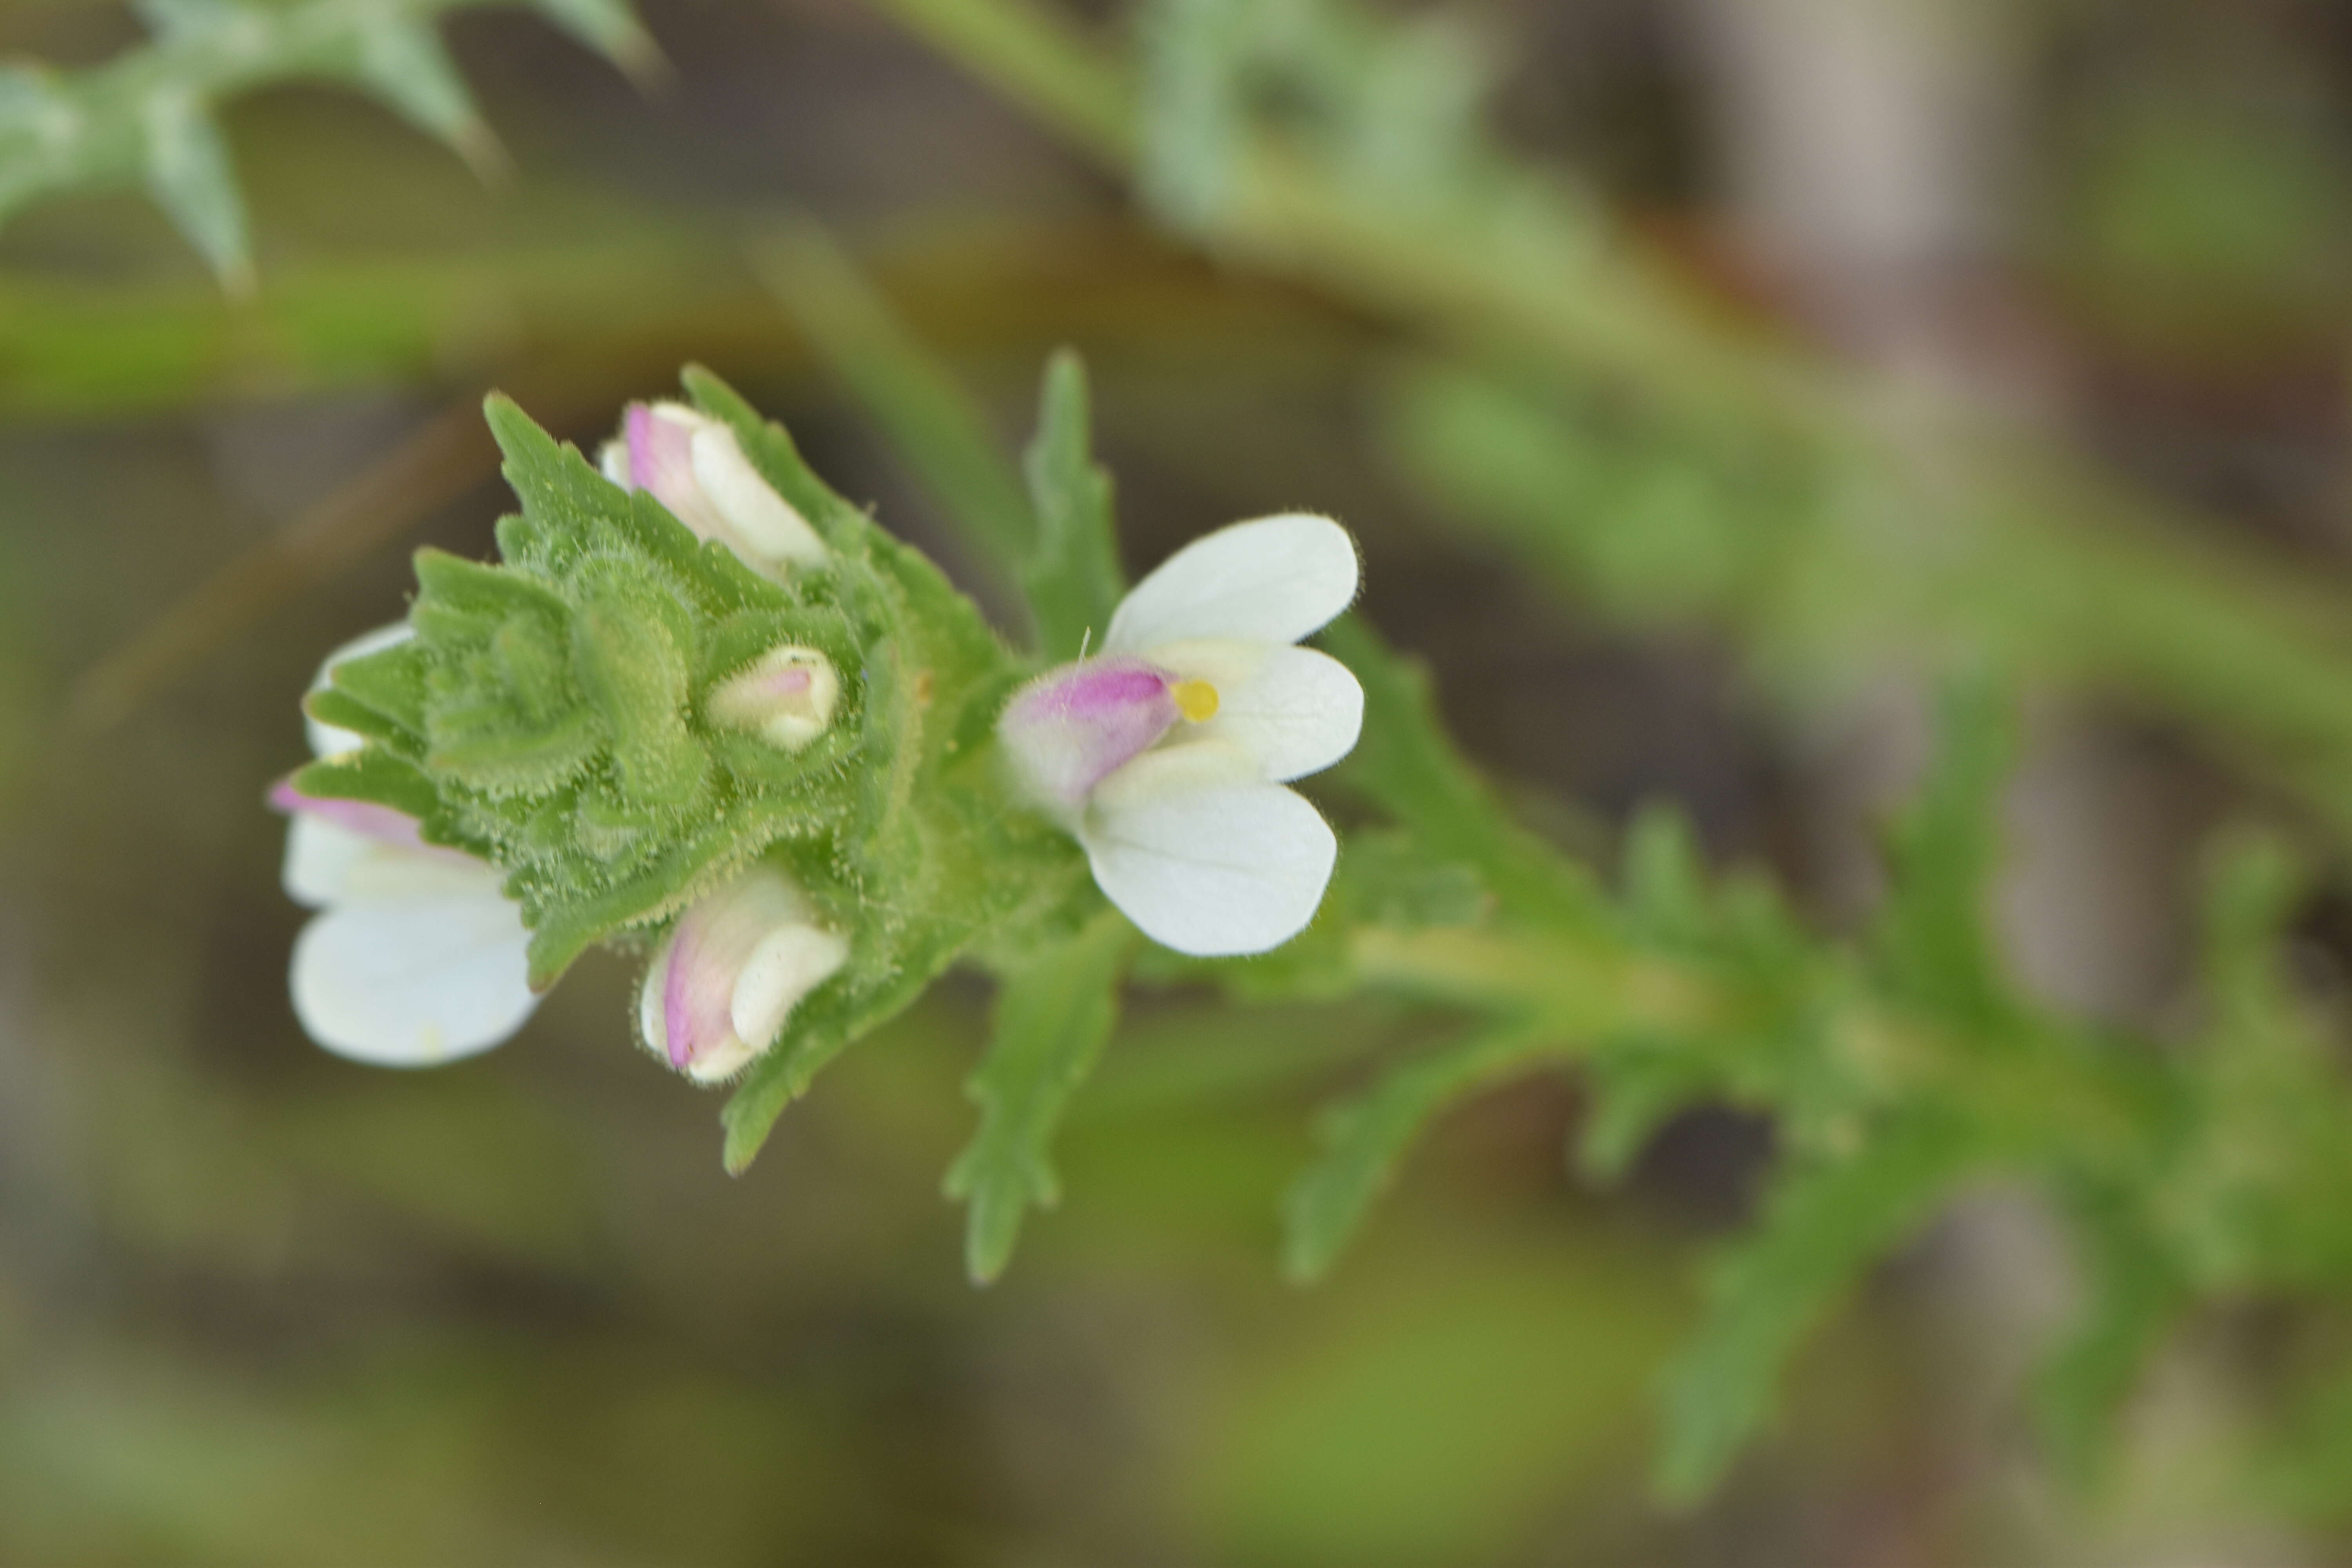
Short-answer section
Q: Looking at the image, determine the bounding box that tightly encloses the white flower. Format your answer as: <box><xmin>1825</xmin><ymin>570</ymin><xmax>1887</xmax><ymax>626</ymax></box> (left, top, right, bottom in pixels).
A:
<box><xmin>637</xmin><ymin>866</ymin><xmax>850</xmax><ymax>1083</ymax></box>
<box><xmin>276</xmin><ymin>625</ymin><xmax>539</xmax><ymax>1066</ymax></box>
<box><xmin>600</xmin><ymin>401</ymin><xmax>828</xmax><ymax>581</ymax></box>
<box><xmin>997</xmin><ymin>513</ymin><xmax>1364</xmax><ymax>956</ymax></box>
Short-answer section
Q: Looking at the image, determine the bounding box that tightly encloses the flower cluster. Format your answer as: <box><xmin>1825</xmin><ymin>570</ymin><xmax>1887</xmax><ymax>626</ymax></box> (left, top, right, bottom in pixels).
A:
<box><xmin>274</xmin><ymin>394</ymin><xmax>1365</xmax><ymax>1092</ymax></box>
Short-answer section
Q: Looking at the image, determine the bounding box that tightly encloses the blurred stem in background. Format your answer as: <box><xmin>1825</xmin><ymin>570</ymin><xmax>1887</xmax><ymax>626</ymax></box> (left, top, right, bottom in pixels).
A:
<box><xmin>862</xmin><ymin>0</ymin><xmax>2352</xmax><ymax>847</ymax></box>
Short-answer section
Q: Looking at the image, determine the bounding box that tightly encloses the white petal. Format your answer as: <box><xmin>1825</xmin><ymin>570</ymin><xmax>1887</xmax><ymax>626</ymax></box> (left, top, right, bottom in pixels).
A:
<box><xmin>306</xmin><ymin>622</ymin><xmax>415</xmax><ymax>759</ymax></box>
<box><xmin>729</xmin><ymin>924</ymin><xmax>850</xmax><ymax>1056</ymax></box>
<box><xmin>688</xmin><ymin>424</ymin><xmax>828</xmax><ymax>570</ymax></box>
<box><xmin>282</xmin><ymin>798</ymin><xmax>503</xmax><ymax>907</ymax></box>
<box><xmin>1105</xmin><ymin>514</ymin><xmax>1357</xmax><ymax>654</ymax></box>
<box><xmin>1154</xmin><ymin>642</ymin><xmax>1364</xmax><ymax>783</ymax></box>
<box><xmin>290</xmin><ymin>889</ymin><xmax>539</xmax><ymax>1067</ymax></box>
<box><xmin>1080</xmin><ymin>753</ymin><xmax>1338</xmax><ymax>956</ymax></box>
<box><xmin>282</xmin><ymin>813</ymin><xmax>370</xmax><ymax>909</ymax></box>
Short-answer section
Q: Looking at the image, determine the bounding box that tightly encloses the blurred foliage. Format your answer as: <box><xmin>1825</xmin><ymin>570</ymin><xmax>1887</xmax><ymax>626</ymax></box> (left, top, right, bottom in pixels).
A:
<box><xmin>9</xmin><ymin>0</ymin><xmax>2352</xmax><ymax>1561</ymax></box>
<box><xmin>0</xmin><ymin>0</ymin><xmax>654</xmax><ymax>286</ymax></box>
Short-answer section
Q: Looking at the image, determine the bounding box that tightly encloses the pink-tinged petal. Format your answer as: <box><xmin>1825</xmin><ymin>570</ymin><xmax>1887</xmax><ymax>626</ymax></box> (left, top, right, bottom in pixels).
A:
<box><xmin>706</xmin><ymin>644</ymin><xmax>840</xmax><ymax>752</ymax></box>
<box><xmin>270</xmin><ymin>778</ymin><xmax>426</xmax><ymax>849</ymax></box>
<box><xmin>998</xmin><ymin>656</ymin><xmax>1181</xmax><ymax>811</ymax></box>
<box><xmin>613</xmin><ymin>402</ymin><xmax>824</xmax><ymax>581</ymax></box>
<box><xmin>625</xmin><ymin>403</ymin><xmax>706</xmax><ymax>529</ymax></box>
<box><xmin>637</xmin><ymin>867</ymin><xmax>848</xmax><ymax>1082</ymax></box>
<box><xmin>660</xmin><ymin>900</ymin><xmax>737</xmax><ymax>1070</ymax></box>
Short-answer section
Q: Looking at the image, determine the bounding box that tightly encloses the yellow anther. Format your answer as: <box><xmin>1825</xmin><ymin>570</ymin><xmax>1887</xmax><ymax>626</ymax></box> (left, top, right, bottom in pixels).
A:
<box><xmin>1171</xmin><ymin>678</ymin><xmax>1220</xmax><ymax>722</ymax></box>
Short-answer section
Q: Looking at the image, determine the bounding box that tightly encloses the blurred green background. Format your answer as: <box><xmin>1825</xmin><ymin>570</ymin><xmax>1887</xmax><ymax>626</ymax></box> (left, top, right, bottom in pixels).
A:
<box><xmin>5</xmin><ymin>0</ymin><xmax>2352</xmax><ymax>1562</ymax></box>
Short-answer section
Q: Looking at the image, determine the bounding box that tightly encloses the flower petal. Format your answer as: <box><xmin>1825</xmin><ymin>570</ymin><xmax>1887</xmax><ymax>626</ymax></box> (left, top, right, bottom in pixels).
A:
<box><xmin>639</xmin><ymin>866</ymin><xmax>844</xmax><ymax>1082</ymax></box>
<box><xmin>1104</xmin><ymin>513</ymin><xmax>1358</xmax><ymax>655</ymax></box>
<box><xmin>1154</xmin><ymin>642</ymin><xmax>1363</xmax><ymax>783</ymax></box>
<box><xmin>305</xmin><ymin>622</ymin><xmax>414</xmax><ymax>759</ymax></box>
<box><xmin>1080</xmin><ymin>750</ymin><xmax>1338</xmax><ymax>956</ymax></box>
<box><xmin>281</xmin><ymin>812</ymin><xmax>370</xmax><ymax>909</ymax></box>
<box><xmin>726</xmin><ymin>924</ymin><xmax>849</xmax><ymax>1067</ymax></box>
<box><xmin>997</xmin><ymin>656</ymin><xmax>1181</xmax><ymax>811</ymax></box>
<box><xmin>289</xmin><ymin>889</ymin><xmax>539</xmax><ymax>1066</ymax></box>
<box><xmin>688</xmin><ymin>422</ymin><xmax>828</xmax><ymax>570</ymax></box>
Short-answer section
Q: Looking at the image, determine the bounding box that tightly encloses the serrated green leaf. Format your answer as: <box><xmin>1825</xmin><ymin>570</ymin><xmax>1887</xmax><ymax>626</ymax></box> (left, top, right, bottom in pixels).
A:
<box><xmin>1655</xmin><ymin>1110</ymin><xmax>1981</xmax><ymax>1504</ymax></box>
<box><xmin>301</xmin><ymin>687</ymin><xmax>408</xmax><ymax>750</ymax></box>
<box><xmin>328</xmin><ymin>639</ymin><xmax>432</xmax><ymax>738</ymax></box>
<box><xmin>569</xmin><ymin>587</ymin><xmax>706</xmax><ymax>808</ymax></box>
<box><xmin>1285</xmin><ymin>1018</ymin><xmax>1567</xmax><ymax>1282</ymax></box>
<box><xmin>1020</xmin><ymin>348</ymin><xmax>1126</xmax><ymax>659</ymax></box>
<box><xmin>946</xmin><ymin>909</ymin><xmax>1134</xmax><ymax>1283</ymax></box>
<box><xmin>290</xmin><ymin>748</ymin><xmax>439</xmax><ymax>821</ymax></box>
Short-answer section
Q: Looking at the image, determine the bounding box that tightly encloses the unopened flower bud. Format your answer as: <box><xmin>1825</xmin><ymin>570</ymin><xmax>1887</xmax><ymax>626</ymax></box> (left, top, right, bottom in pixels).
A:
<box><xmin>638</xmin><ymin>867</ymin><xmax>848</xmax><ymax>1083</ymax></box>
<box><xmin>601</xmin><ymin>402</ymin><xmax>828</xmax><ymax>581</ymax></box>
<box><xmin>707</xmin><ymin>644</ymin><xmax>840</xmax><ymax>753</ymax></box>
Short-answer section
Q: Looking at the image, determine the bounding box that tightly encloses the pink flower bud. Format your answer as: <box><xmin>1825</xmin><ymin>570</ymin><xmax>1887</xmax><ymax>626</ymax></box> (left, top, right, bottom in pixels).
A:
<box><xmin>706</xmin><ymin>644</ymin><xmax>840</xmax><ymax>752</ymax></box>
<box><xmin>637</xmin><ymin>867</ymin><xmax>849</xmax><ymax>1084</ymax></box>
<box><xmin>600</xmin><ymin>402</ymin><xmax>828</xmax><ymax>581</ymax></box>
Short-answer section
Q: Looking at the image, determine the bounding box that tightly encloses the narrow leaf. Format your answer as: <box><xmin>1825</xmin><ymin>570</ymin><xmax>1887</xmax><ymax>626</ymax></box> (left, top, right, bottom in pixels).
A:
<box><xmin>1285</xmin><ymin>1018</ymin><xmax>1566</xmax><ymax>1282</ymax></box>
<box><xmin>946</xmin><ymin>910</ymin><xmax>1134</xmax><ymax>1282</ymax></box>
<box><xmin>1020</xmin><ymin>348</ymin><xmax>1125</xmax><ymax>659</ymax></box>
<box><xmin>2033</xmin><ymin>1189</ymin><xmax>2184</xmax><ymax>1488</ymax></box>
<box><xmin>1655</xmin><ymin>1110</ymin><xmax>1980</xmax><ymax>1504</ymax></box>
<box><xmin>351</xmin><ymin>16</ymin><xmax>506</xmax><ymax>181</ymax></box>
<box><xmin>1872</xmin><ymin>674</ymin><xmax>2016</xmax><ymax>1030</ymax></box>
<box><xmin>141</xmin><ymin>90</ymin><xmax>250</xmax><ymax>290</ymax></box>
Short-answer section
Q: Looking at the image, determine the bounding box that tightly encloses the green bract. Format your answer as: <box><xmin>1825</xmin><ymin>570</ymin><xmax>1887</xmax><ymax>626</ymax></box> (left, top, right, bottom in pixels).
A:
<box><xmin>291</xmin><ymin>369</ymin><xmax>1091</xmax><ymax>1170</ymax></box>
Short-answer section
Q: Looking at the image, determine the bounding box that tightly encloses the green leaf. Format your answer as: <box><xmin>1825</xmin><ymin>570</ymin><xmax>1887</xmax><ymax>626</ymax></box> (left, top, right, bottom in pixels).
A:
<box><xmin>1621</xmin><ymin>804</ymin><xmax>1709</xmax><ymax>948</ymax></box>
<box><xmin>1322</xmin><ymin>614</ymin><xmax>1603</xmax><ymax>931</ymax></box>
<box><xmin>2033</xmin><ymin>1188</ymin><xmax>2185</xmax><ymax>1488</ymax></box>
<box><xmin>1576</xmin><ymin>1038</ymin><xmax>1717</xmax><ymax>1182</ymax></box>
<box><xmin>528</xmin><ymin>0</ymin><xmax>662</xmax><ymax>76</ymax></box>
<box><xmin>0</xmin><ymin>0</ymin><xmax>648</xmax><ymax>285</ymax></box>
<box><xmin>1654</xmin><ymin>1109</ymin><xmax>1981</xmax><ymax>1504</ymax></box>
<box><xmin>349</xmin><ymin>15</ymin><xmax>505</xmax><ymax>180</ymax></box>
<box><xmin>141</xmin><ymin>90</ymin><xmax>250</xmax><ymax>291</ymax></box>
<box><xmin>945</xmin><ymin>909</ymin><xmax>1135</xmax><ymax>1283</ymax></box>
<box><xmin>1285</xmin><ymin>1018</ymin><xmax>1568</xmax><ymax>1282</ymax></box>
<box><xmin>1872</xmin><ymin>673</ymin><xmax>2018</xmax><ymax>1031</ymax></box>
<box><xmin>290</xmin><ymin>748</ymin><xmax>439</xmax><ymax>822</ymax></box>
<box><xmin>1020</xmin><ymin>348</ymin><xmax>1126</xmax><ymax>659</ymax></box>
<box><xmin>327</xmin><ymin>639</ymin><xmax>432</xmax><ymax>740</ymax></box>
